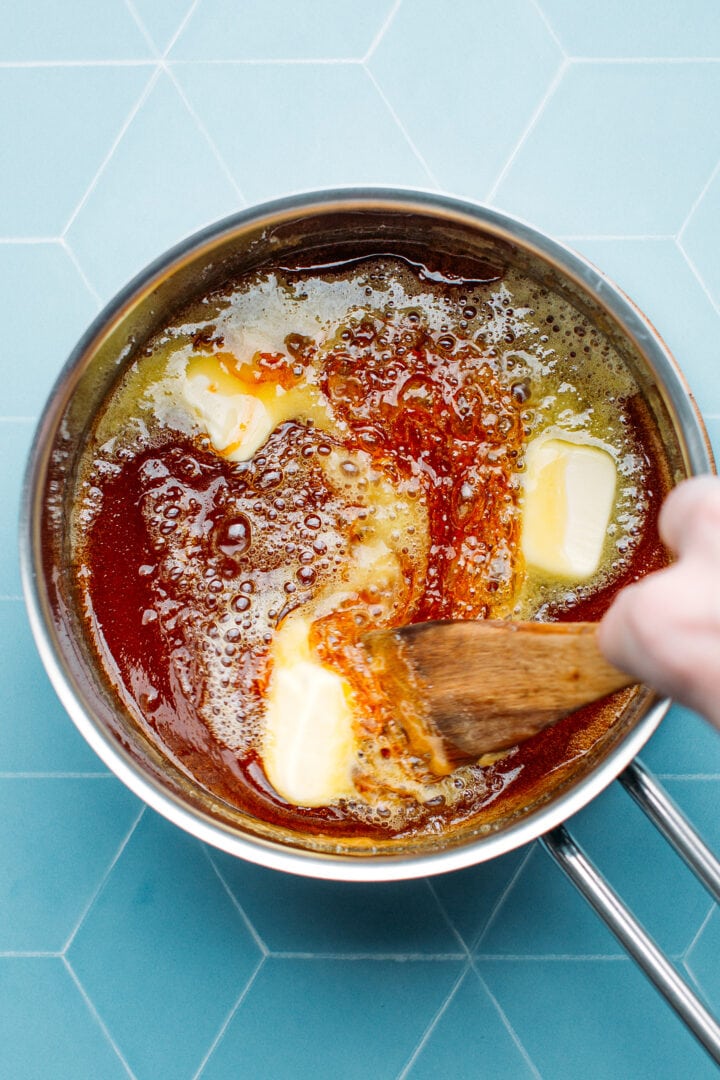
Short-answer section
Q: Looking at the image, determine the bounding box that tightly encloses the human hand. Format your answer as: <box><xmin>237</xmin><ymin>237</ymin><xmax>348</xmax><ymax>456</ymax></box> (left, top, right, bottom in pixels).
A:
<box><xmin>598</xmin><ymin>475</ymin><xmax>720</xmax><ymax>729</ymax></box>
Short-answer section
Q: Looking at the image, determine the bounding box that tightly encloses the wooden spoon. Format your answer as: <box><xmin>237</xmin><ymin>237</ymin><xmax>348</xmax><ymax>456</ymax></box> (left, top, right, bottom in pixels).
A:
<box><xmin>361</xmin><ymin>620</ymin><xmax>637</xmax><ymax>775</ymax></box>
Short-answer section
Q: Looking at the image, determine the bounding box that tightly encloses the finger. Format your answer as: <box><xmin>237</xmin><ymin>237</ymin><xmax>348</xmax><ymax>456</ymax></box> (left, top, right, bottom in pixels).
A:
<box><xmin>658</xmin><ymin>475</ymin><xmax>720</xmax><ymax>559</ymax></box>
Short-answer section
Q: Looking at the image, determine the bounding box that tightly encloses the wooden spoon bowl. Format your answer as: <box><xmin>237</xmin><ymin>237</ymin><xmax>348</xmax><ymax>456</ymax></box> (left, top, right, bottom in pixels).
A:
<box><xmin>362</xmin><ymin>620</ymin><xmax>636</xmax><ymax>774</ymax></box>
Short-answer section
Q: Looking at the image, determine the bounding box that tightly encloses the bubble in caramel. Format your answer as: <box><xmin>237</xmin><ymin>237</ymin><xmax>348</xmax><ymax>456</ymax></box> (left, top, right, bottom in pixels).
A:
<box><xmin>72</xmin><ymin>255</ymin><xmax>669</xmax><ymax>841</ymax></box>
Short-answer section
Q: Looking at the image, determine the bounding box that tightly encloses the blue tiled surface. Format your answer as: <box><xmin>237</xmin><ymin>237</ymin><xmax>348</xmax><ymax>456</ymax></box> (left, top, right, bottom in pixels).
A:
<box><xmin>2</xmin><ymin>4</ymin><xmax>719</xmax><ymax>1079</ymax></box>
<box><xmin>494</xmin><ymin>63</ymin><xmax>720</xmax><ymax>235</ymax></box>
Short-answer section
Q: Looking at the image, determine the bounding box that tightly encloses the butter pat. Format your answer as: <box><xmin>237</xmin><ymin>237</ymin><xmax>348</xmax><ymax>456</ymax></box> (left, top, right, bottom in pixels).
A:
<box><xmin>183</xmin><ymin>356</ymin><xmax>274</xmax><ymax>461</ymax></box>
<box><xmin>522</xmin><ymin>437</ymin><xmax>616</xmax><ymax>580</ymax></box>
<box><xmin>181</xmin><ymin>354</ymin><xmax>338</xmax><ymax>462</ymax></box>
<box><xmin>263</xmin><ymin>620</ymin><xmax>357</xmax><ymax>807</ymax></box>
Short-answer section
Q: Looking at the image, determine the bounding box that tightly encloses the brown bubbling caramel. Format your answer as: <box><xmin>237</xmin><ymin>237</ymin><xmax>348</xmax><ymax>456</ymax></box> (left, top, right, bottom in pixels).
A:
<box><xmin>72</xmin><ymin>255</ymin><xmax>669</xmax><ymax>840</ymax></box>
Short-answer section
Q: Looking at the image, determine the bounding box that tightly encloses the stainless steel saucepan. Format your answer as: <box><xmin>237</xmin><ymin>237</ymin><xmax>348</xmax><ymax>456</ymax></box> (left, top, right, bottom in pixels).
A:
<box><xmin>20</xmin><ymin>190</ymin><xmax>720</xmax><ymax>1062</ymax></box>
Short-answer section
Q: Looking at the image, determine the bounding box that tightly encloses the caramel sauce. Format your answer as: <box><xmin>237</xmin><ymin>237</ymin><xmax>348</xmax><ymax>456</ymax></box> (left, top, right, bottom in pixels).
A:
<box><xmin>73</xmin><ymin>255</ymin><xmax>670</xmax><ymax>841</ymax></box>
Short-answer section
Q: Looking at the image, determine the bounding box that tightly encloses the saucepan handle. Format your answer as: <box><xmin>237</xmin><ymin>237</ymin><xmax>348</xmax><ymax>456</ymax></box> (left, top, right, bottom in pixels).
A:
<box><xmin>619</xmin><ymin>759</ymin><xmax>720</xmax><ymax>903</ymax></box>
<box><xmin>541</xmin><ymin>760</ymin><xmax>720</xmax><ymax>1065</ymax></box>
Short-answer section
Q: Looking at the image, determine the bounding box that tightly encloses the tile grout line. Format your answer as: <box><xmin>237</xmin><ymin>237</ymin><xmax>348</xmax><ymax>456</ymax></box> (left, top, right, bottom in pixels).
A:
<box><xmin>0</xmin><ymin>950</ymin><xmax>61</xmax><ymax>958</ymax></box>
<box><xmin>682</xmin><ymin>899</ymin><xmax>716</xmax><ymax>962</ymax></box>
<box><xmin>528</xmin><ymin>0</ymin><xmax>568</xmax><ymax>59</ymax></box>
<box><xmin>471</xmin><ymin>953</ymin><xmax>629</xmax><ymax>961</ymax></box>
<box><xmin>677</xmin><ymin>155</ymin><xmax>720</xmax><ymax>240</ymax></box>
<box><xmin>161</xmin><ymin>0</ymin><xmax>202</xmax><ymax>58</ymax></box>
<box><xmin>675</xmin><ymin>240</ymin><xmax>720</xmax><ymax>318</ymax></box>
<box><xmin>557</xmin><ymin>233</ymin><xmax>676</xmax><ymax>241</ymax></box>
<box><xmin>474</xmin><ymin>844</ymin><xmax>535</xmax><ymax>951</ymax></box>
<box><xmin>485</xmin><ymin>58</ymin><xmax>568</xmax><ymax>205</ymax></box>
<box><xmin>204</xmin><ymin>848</ymin><xmax>269</xmax><ymax>957</ymax></box>
<box><xmin>168</xmin><ymin>57</ymin><xmax>362</xmax><ymax>65</ymax></box>
<box><xmin>0</xmin><ymin>773</ymin><xmax>111</xmax><ymax>779</ymax></box>
<box><xmin>192</xmin><ymin>955</ymin><xmax>266</xmax><ymax>1080</ymax></box>
<box><xmin>60</xmin><ymin>237</ymin><xmax>104</xmax><ymax>308</ymax></box>
<box><xmin>472</xmin><ymin>962</ymin><xmax>544</xmax><ymax>1079</ymax></box>
<box><xmin>62</xmin><ymin>955</ymin><xmax>138</xmax><ymax>1080</ymax></box>
<box><xmin>361</xmin><ymin>64</ymin><xmax>442</xmax><ymax>189</ymax></box>
<box><xmin>571</xmin><ymin>56</ymin><xmax>720</xmax><ymax>64</ymax></box>
<box><xmin>0</xmin><ymin>236</ymin><xmax>61</xmax><ymax>243</ymax></box>
<box><xmin>424</xmin><ymin>876</ymin><xmax>473</xmax><ymax>956</ymax></box>
<box><xmin>61</xmin><ymin>806</ymin><xmax>146</xmax><ymax>954</ymax></box>
<box><xmin>61</xmin><ymin>65</ymin><xmax>163</xmax><ymax>239</ymax></box>
<box><xmin>0</xmin><ymin>59</ymin><xmax>156</xmax><ymax>68</ymax></box>
<box><xmin>122</xmin><ymin>0</ymin><xmax>158</xmax><ymax>56</ymax></box>
<box><xmin>267</xmin><ymin>951</ymin><xmax>467</xmax><ymax>961</ymax></box>
<box><xmin>362</xmin><ymin>0</ymin><xmax>402</xmax><ymax>63</ymax></box>
<box><xmin>395</xmin><ymin>963</ymin><xmax>471</xmax><ymax>1080</ymax></box>
<box><xmin>653</xmin><ymin>773</ymin><xmax>720</xmax><ymax>781</ymax></box>
<box><xmin>164</xmin><ymin>64</ymin><xmax>248</xmax><ymax>204</ymax></box>
<box><xmin>680</xmin><ymin>953</ymin><xmax>709</xmax><ymax>1003</ymax></box>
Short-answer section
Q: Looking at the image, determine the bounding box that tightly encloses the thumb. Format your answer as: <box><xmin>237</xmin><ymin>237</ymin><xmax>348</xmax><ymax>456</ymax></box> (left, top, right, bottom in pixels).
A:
<box><xmin>658</xmin><ymin>475</ymin><xmax>720</xmax><ymax>560</ymax></box>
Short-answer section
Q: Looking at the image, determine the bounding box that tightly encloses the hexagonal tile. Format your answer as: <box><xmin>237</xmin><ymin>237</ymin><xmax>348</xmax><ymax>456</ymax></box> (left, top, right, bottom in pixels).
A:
<box><xmin>201</xmin><ymin>956</ymin><xmax>463</xmax><ymax>1080</ymax></box>
<box><xmin>172</xmin><ymin>61</ymin><xmax>432</xmax><ymax>203</ymax></box>
<box><xmin>68</xmin><ymin>812</ymin><xmax>262</xmax><ymax>1079</ymax></box>
<box><xmin>405</xmin><ymin>966</ymin><xmax>536</xmax><ymax>1079</ymax></box>
<box><xmin>686</xmin><ymin>906</ymin><xmax>720</xmax><ymax>1013</ymax></box>
<box><xmin>494</xmin><ymin>63</ymin><xmax>720</xmax><ymax>235</ymax></box>
<box><xmin>210</xmin><ymin>851</ymin><xmax>462</xmax><ymax>955</ymax></box>
<box><xmin>641</xmin><ymin>704</ymin><xmax>720</xmax><ymax>777</ymax></box>
<box><xmin>565</xmin><ymin>236</ymin><xmax>720</xmax><ymax>415</ymax></box>
<box><xmin>0</xmin><ymin>242</ymin><xmax>98</xmax><ymax>417</ymax></box>
<box><xmin>0</xmin><ymin>601</ymin><xmax>102</xmax><ymax>773</ymax></box>
<box><xmin>3</xmin><ymin>1</ymin><xmax>152</xmax><ymax>61</ymax></box>
<box><xmin>476</xmin><ymin>843</ymin><xmax>622</xmax><ymax>957</ymax></box>
<box><xmin>428</xmin><ymin>847</ymin><xmax>529</xmax><ymax>951</ymax></box>
<box><xmin>369</xmin><ymin>0</ymin><xmax>562</xmax><ymax>199</ymax></box>
<box><xmin>66</xmin><ymin>71</ymin><xmax>241</xmax><ymax>302</ymax></box>
<box><xmin>170</xmin><ymin>0</ymin><xmax>394</xmax><ymax>59</ymax></box>
<box><xmin>479</xmin><ymin>957</ymin><xmax>719</xmax><ymax>1078</ymax></box>
<box><xmin>0</xmin><ymin>66</ymin><xmax>151</xmax><ymax>236</ymax></box>
<box><xmin>0</xmin><ymin>777</ymin><xmax>140</xmax><ymax>951</ymax></box>
<box><xmin>0</xmin><ymin>419</ymin><xmax>36</xmax><ymax>598</ymax></box>
<box><xmin>681</xmin><ymin>166</ymin><xmax>720</xmax><ymax>311</ymax></box>
<box><xmin>540</xmin><ymin>0</ymin><xmax>720</xmax><ymax>57</ymax></box>
<box><xmin>0</xmin><ymin>958</ymin><xmax>128</xmax><ymax>1080</ymax></box>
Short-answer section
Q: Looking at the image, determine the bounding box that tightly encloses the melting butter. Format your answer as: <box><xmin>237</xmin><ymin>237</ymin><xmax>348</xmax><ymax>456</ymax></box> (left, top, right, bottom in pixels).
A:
<box><xmin>182</xmin><ymin>353</ymin><xmax>338</xmax><ymax>462</ymax></box>
<box><xmin>262</xmin><ymin>619</ymin><xmax>358</xmax><ymax>807</ymax></box>
<box><xmin>521</xmin><ymin>436</ymin><xmax>616</xmax><ymax>580</ymax></box>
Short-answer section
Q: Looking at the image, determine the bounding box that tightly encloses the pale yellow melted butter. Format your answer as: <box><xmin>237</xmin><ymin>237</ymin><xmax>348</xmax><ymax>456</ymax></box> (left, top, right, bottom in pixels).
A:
<box><xmin>183</xmin><ymin>353</ymin><xmax>337</xmax><ymax>462</ymax></box>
